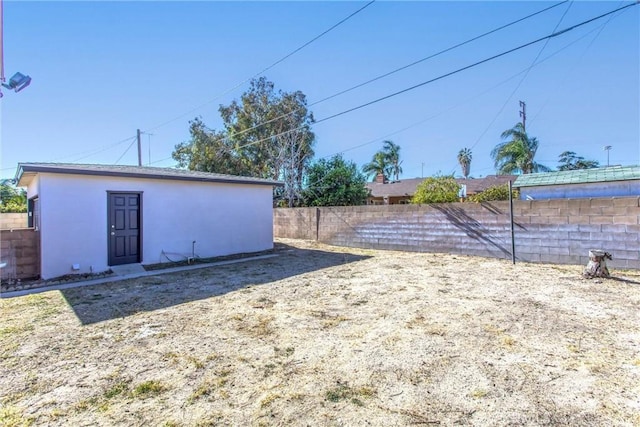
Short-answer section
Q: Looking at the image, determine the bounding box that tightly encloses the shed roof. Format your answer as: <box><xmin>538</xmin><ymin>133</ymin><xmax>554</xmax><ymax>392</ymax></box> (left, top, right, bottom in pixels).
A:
<box><xmin>514</xmin><ymin>165</ymin><xmax>640</xmax><ymax>188</ymax></box>
<box><xmin>15</xmin><ymin>163</ymin><xmax>283</xmax><ymax>187</ymax></box>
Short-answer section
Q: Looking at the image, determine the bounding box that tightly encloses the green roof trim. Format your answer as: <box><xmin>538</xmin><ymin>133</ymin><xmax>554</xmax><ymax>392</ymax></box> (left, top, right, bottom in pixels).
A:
<box><xmin>514</xmin><ymin>165</ymin><xmax>640</xmax><ymax>188</ymax></box>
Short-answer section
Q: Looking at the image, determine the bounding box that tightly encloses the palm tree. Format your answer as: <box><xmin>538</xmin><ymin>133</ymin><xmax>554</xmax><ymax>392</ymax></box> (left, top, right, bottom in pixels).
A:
<box><xmin>362</xmin><ymin>152</ymin><xmax>388</xmax><ymax>182</ymax></box>
<box><xmin>382</xmin><ymin>140</ymin><xmax>403</xmax><ymax>181</ymax></box>
<box><xmin>491</xmin><ymin>123</ymin><xmax>550</xmax><ymax>174</ymax></box>
<box><xmin>457</xmin><ymin>148</ymin><xmax>472</xmax><ymax>179</ymax></box>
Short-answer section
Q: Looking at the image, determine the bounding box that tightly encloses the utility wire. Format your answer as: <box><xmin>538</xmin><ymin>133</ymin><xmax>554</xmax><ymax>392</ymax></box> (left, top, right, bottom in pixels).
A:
<box><xmin>315</xmin><ymin>1</ymin><xmax>637</xmax><ymax>126</ymax></box>
<box><xmin>189</xmin><ymin>1</ymin><xmax>570</xmax><ymax>152</ymax></box>
<box><xmin>449</xmin><ymin>1</ymin><xmax>575</xmax><ymax>175</ymax></box>
<box><xmin>5</xmin><ymin>3</ymin><xmax>375</xmax><ymax>172</ymax></box>
<box><xmin>197</xmin><ymin>26</ymin><xmax>622</xmax><ymax>194</ymax></box>
<box><xmin>143</xmin><ymin>1</ymin><xmax>376</xmax><ymax>133</ymax></box>
<box><xmin>146</xmin><ymin>2</ymin><xmax>637</xmax><ymax>170</ymax></box>
<box><xmin>528</xmin><ymin>1</ymin><xmax>625</xmax><ymax>127</ymax></box>
<box><xmin>51</xmin><ymin>135</ymin><xmax>137</xmax><ymax>164</ymax></box>
<box><xmin>236</xmin><ymin>1</ymin><xmax>639</xmax><ymax>152</ymax></box>
<box><xmin>114</xmin><ymin>139</ymin><xmax>137</xmax><ymax>165</ymax></box>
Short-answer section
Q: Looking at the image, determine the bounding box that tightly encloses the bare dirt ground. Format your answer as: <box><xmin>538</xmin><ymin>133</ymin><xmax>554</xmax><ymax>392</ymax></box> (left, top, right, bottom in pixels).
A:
<box><xmin>1</xmin><ymin>238</ymin><xmax>639</xmax><ymax>427</ymax></box>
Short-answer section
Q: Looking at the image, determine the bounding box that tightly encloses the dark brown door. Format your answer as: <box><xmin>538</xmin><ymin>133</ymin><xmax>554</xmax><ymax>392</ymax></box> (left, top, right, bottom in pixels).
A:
<box><xmin>108</xmin><ymin>193</ymin><xmax>141</xmax><ymax>265</ymax></box>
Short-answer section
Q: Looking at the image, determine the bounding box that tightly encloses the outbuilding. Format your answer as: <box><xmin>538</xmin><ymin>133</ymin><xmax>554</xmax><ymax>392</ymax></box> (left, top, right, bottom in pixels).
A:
<box><xmin>15</xmin><ymin>163</ymin><xmax>282</xmax><ymax>280</ymax></box>
<box><xmin>514</xmin><ymin>165</ymin><xmax>640</xmax><ymax>200</ymax></box>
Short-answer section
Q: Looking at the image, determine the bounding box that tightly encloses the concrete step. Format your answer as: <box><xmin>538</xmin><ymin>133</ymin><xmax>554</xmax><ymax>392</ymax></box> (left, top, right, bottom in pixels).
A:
<box><xmin>110</xmin><ymin>263</ymin><xmax>146</xmax><ymax>276</ymax></box>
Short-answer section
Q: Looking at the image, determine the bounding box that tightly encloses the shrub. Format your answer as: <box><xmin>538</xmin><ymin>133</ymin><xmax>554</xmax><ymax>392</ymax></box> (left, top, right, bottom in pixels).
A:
<box><xmin>411</xmin><ymin>175</ymin><xmax>460</xmax><ymax>204</ymax></box>
<box><xmin>468</xmin><ymin>183</ymin><xmax>519</xmax><ymax>203</ymax></box>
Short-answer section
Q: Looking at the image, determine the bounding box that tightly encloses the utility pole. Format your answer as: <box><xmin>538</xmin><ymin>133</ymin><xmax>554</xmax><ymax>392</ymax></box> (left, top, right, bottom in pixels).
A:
<box><xmin>519</xmin><ymin>100</ymin><xmax>527</xmax><ymax>131</ymax></box>
<box><xmin>136</xmin><ymin>129</ymin><xmax>142</xmax><ymax>166</ymax></box>
<box><xmin>603</xmin><ymin>145</ymin><xmax>612</xmax><ymax>167</ymax></box>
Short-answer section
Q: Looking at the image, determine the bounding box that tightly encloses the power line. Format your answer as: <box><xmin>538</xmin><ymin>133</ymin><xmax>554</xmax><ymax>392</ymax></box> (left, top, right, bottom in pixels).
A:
<box><xmin>528</xmin><ymin>1</ymin><xmax>625</xmax><ymax>127</ymax></box>
<box><xmin>311</xmin><ymin>1</ymin><xmax>569</xmax><ymax>107</ymax></box>
<box><xmin>218</xmin><ymin>26</ymin><xmax>627</xmax><ymax>194</ymax></box>
<box><xmin>146</xmin><ymin>2</ymin><xmax>638</xmax><ymax>171</ymax></box>
<box><xmin>143</xmin><ymin>1</ymin><xmax>376</xmax><ymax>133</ymax></box>
<box><xmin>316</xmin><ymin>1</ymin><xmax>637</xmax><ymax>126</ymax></box>
<box><xmin>52</xmin><ymin>135</ymin><xmax>137</xmax><ymax>164</ymax></box>
<box><xmin>187</xmin><ymin>1</ymin><xmax>571</xmax><ymax>153</ymax></box>
<box><xmin>448</xmin><ymin>0</ymin><xmax>575</xmax><ymax>174</ymax></box>
<box><xmin>114</xmin><ymin>139</ymin><xmax>137</xmax><ymax>165</ymax></box>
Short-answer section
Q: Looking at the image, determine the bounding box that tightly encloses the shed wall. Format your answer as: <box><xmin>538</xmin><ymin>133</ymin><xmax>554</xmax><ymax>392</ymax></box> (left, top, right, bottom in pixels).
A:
<box><xmin>33</xmin><ymin>173</ymin><xmax>273</xmax><ymax>279</ymax></box>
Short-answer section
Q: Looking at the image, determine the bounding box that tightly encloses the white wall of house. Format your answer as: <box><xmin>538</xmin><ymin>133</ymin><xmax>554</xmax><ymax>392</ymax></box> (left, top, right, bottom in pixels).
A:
<box><xmin>30</xmin><ymin>172</ymin><xmax>274</xmax><ymax>279</ymax></box>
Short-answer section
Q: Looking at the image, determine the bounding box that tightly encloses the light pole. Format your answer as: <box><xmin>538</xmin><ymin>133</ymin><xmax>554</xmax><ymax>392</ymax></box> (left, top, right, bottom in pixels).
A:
<box><xmin>603</xmin><ymin>145</ymin><xmax>612</xmax><ymax>167</ymax></box>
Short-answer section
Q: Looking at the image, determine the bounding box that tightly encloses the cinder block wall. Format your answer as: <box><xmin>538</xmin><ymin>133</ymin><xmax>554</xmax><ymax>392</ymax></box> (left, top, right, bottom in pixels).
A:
<box><xmin>0</xmin><ymin>229</ymin><xmax>40</xmax><ymax>281</ymax></box>
<box><xmin>274</xmin><ymin>197</ymin><xmax>640</xmax><ymax>269</ymax></box>
<box><xmin>0</xmin><ymin>213</ymin><xmax>28</xmax><ymax>230</ymax></box>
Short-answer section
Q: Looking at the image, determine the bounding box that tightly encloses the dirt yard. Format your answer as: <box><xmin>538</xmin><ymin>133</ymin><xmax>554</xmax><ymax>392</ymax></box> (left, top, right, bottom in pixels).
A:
<box><xmin>1</xmin><ymin>239</ymin><xmax>639</xmax><ymax>426</ymax></box>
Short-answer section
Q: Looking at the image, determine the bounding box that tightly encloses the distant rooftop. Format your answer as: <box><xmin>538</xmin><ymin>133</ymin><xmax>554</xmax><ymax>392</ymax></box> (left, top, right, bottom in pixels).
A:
<box><xmin>15</xmin><ymin>163</ymin><xmax>283</xmax><ymax>187</ymax></box>
<box><xmin>514</xmin><ymin>165</ymin><xmax>640</xmax><ymax>188</ymax></box>
<box><xmin>366</xmin><ymin>175</ymin><xmax>516</xmax><ymax>198</ymax></box>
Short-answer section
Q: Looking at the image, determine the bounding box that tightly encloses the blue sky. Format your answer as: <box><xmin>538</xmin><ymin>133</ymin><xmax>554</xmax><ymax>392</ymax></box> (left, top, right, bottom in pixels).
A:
<box><xmin>1</xmin><ymin>1</ymin><xmax>638</xmax><ymax>180</ymax></box>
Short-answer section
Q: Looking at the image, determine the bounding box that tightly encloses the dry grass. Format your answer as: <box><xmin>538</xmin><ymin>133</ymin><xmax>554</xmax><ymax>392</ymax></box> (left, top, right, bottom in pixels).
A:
<box><xmin>1</xmin><ymin>238</ymin><xmax>639</xmax><ymax>426</ymax></box>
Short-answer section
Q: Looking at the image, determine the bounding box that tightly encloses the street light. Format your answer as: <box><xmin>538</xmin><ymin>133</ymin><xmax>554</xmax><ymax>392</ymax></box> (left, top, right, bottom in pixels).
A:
<box><xmin>2</xmin><ymin>71</ymin><xmax>31</xmax><ymax>93</ymax></box>
<box><xmin>603</xmin><ymin>145</ymin><xmax>612</xmax><ymax>167</ymax></box>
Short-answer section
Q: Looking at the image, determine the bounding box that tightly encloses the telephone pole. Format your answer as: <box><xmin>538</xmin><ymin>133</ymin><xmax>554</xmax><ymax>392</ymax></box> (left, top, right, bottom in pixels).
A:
<box><xmin>136</xmin><ymin>129</ymin><xmax>142</xmax><ymax>166</ymax></box>
<box><xmin>519</xmin><ymin>100</ymin><xmax>527</xmax><ymax>131</ymax></box>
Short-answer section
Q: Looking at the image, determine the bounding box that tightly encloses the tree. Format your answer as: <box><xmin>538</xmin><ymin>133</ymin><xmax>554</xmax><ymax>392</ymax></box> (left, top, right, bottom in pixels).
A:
<box><xmin>457</xmin><ymin>148</ymin><xmax>472</xmax><ymax>179</ymax></box>
<box><xmin>557</xmin><ymin>151</ymin><xmax>599</xmax><ymax>171</ymax></box>
<box><xmin>172</xmin><ymin>77</ymin><xmax>315</xmax><ymax>204</ymax></box>
<box><xmin>411</xmin><ymin>175</ymin><xmax>460</xmax><ymax>204</ymax></box>
<box><xmin>491</xmin><ymin>123</ymin><xmax>550</xmax><ymax>174</ymax></box>
<box><xmin>0</xmin><ymin>180</ymin><xmax>27</xmax><ymax>213</ymax></box>
<box><xmin>302</xmin><ymin>155</ymin><xmax>369</xmax><ymax>207</ymax></box>
<box><xmin>383</xmin><ymin>140</ymin><xmax>403</xmax><ymax>181</ymax></box>
<box><xmin>362</xmin><ymin>140</ymin><xmax>403</xmax><ymax>182</ymax></box>
<box><xmin>362</xmin><ymin>152</ymin><xmax>389</xmax><ymax>182</ymax></box>
<box><xmin>173</xmin><ymin>118</ymin><xmax>247</xmax><ymax>175</ymax></box>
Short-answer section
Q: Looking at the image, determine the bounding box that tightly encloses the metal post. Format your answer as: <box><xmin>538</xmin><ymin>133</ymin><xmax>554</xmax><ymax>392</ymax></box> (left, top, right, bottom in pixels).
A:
<box><xmin>509</xmin><ymin>180</ymin><xmax>516</xmax><ymax>265</ymax></box>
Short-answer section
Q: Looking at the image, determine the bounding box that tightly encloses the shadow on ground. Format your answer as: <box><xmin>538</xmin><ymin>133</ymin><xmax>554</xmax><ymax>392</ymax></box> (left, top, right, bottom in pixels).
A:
<box><xmin>61</xmin><ymin>243</ymin><xmax>370</xmax><ymax>325</ymax></box>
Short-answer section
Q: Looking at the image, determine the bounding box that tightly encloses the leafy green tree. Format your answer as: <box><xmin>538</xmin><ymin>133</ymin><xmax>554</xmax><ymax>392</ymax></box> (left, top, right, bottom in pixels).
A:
<box><xmin>172</xmin><ymin>77</ymin><xmax>315</xmax><ymax>204</ymax></box>
<box><xmin>173</xmin><ymin>118</ymin><xmax>247</xmax><ymax>175</ymax></box>
<box><xmin>491</xmin><ymin>123</ymin><xmax>550</xmax><ymax>174</ymax></box>
<box><xmin>302</xmin><ymin>155</ymin><xmax>368</xmax><ymax>207</ymax></box>
<box><xmin>362</xmin><ymin>152</ymin><xmax>389</xmax><ymax>182</ymax></box>
<box><xmin>0</xmin><ymin>180</ymin><xmax>27</xmax><ymax>213</ymax></box>
<box><xmin>411</xmin><ymin>175</ymin><xmax>460</xmax><ymax>204</ymax></box>
<box><xmin>383</xmin><ymin>140</ymin><xmax>402</xmax><ymax>181</ymax></box>
<box><xmin>557</xmin><ymin>151</ymin><xmax>599</xmax><ymax>171</ymax></box>
<box><xmin>457</xmin><ymin>148</ymin><xmax>472</xmax><ymax>179</ymax></box>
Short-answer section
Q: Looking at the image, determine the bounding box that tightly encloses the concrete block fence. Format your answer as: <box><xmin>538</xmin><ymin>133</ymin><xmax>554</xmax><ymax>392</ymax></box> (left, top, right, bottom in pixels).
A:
<box><xmin>0</xmin><ymin>213</ymin><xmax>28</xmax><ymax>230</ymax></box>
<box><xmin>274</xmin><ymin>197</ymin><xmax>640</xmax><ymax>269</ymax></box>
<box><xmin>1</xmin><ymin>228</ymin><xmax>40</xmax><ymax>281</ymax></box>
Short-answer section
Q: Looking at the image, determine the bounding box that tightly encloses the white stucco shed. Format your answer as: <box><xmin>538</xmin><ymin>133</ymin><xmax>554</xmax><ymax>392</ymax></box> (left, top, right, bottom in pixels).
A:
<box><xmin>15</xmin><ymin>163</ymin><xmax>282</xmax><ymax>280</ymax></box>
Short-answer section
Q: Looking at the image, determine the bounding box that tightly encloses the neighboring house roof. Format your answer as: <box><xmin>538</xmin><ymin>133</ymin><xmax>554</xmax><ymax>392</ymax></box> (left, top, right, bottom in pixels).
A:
<box><xmin>15</xmin><ymin>163</ymin><xmax>284</xmax><ymax>187</ymax></box>
<box><xmin>366</xmin><ymin>175</ymin><xmax>516</xmax><ymax>198</ymax></box>
<box><xmin>514</xmin><ymin>165</ymin><xmax>640</xmax><ymax>188</ymax></box>
<box><xmin>366</xmin><ymin>178</ymin><xmax>424</xmax><ymax>198</ymax></box>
